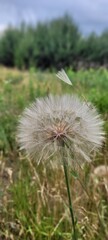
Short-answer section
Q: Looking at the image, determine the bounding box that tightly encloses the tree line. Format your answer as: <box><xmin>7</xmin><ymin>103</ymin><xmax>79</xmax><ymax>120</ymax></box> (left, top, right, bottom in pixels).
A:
<box><xmin>0</xmin><ymin>15</ymin><xmax>108</xmax><ymax>70</ymax></box>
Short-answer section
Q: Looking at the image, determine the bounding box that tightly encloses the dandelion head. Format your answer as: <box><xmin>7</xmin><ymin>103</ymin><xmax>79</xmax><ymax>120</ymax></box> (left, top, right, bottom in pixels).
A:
<box><xmin>17</xmin><ymin>95</ymin><xmax>104</xmax><ymax>166</ymax></box>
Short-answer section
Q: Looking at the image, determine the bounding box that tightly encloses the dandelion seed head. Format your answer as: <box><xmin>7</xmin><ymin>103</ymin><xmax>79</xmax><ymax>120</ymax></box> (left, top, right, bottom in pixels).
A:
<box><xmin>17</xmin><ymin>95</ymin><xmax>104</xmax><ymax>166</ymax></box>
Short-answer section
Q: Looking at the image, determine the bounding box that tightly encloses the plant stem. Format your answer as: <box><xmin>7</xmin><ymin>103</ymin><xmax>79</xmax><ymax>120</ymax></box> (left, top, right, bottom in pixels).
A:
<box><xmin>62</xmin><ymin>155</ymin><xmax>77</xmax><ymax>240</ymax></box>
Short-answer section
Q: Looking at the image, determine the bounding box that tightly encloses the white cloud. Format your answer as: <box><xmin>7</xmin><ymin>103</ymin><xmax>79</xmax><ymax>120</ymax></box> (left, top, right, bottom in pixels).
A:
<box><xmin>0</xmin><ymin>24</ymin><xmax>7</xmax><ymax>31</ymax></box>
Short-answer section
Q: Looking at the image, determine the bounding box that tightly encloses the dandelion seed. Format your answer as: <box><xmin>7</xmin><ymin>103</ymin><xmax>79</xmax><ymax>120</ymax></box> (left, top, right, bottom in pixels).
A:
<box><xmin>17</xmin><ymin>94</ymin><xmax>104</xmax><ymax>166</ymax></box>
<box><xmin>56</xmin><ymin>69</ymin><xmax>72</xmax><ymax>85</ymax></box>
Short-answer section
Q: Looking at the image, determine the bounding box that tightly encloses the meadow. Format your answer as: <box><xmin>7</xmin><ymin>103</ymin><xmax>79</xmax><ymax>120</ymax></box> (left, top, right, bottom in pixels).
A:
<box><xmin>0</xmin><ymin>66</ymin><xmax>108</xmax><ymax>240</ymax></box>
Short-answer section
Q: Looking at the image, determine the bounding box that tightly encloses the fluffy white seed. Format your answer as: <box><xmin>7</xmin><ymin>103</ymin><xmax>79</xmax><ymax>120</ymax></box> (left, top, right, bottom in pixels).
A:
<box><xmin>56</xmin><ymin>69</ymin><xmax>72</xmax><ymax>85</ymax></box>
<box><xmin>17</xmin><ymin>95</ymin><xmax>104</xmax><ymax>166</ymax></box>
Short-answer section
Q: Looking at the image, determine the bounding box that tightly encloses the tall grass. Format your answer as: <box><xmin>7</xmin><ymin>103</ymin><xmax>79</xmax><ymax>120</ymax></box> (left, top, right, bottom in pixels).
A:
<box><xmin>0</xmin><ymin>67</ymin><xmax>108</xmax><ymax>239</ymax></box>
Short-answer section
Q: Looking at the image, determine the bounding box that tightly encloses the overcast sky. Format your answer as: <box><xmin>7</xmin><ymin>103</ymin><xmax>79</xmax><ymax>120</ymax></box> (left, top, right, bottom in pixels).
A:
<box><xmin>0</xmin><ymin>0</ymin><xmax>108</xmax><ymax>35</ymax></box>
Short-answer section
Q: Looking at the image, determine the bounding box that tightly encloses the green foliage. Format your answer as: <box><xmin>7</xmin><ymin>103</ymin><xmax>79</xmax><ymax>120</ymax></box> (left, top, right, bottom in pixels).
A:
<box><xmin>0</xmin><ymin>15</ymin><xmax>79</xmax><ymax>69</ymax></box>
<box><xmin>0</xmin><ymin>27</ymin><xmax>20</xmax><ymax>66</ymax></box>
<box><xmin>15</xmin><ymin>27</ymin><xmax>35</xmax><ymax>69</ymax></box>
<box><xmin>47</xmin><ymin>15</ymin><xmax>80</xmax><ymax>68</ymax></box>
<box><xmin>66</xmin><ymin>68</ymin><xmax>108</xmax><ymax>114</ymax></box>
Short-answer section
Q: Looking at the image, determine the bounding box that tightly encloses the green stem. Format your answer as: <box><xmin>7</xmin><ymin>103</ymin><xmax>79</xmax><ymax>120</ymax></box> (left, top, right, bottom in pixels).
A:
<box><xmin>62</xmin><ymin>156</ymin><xmax>77</xmax><ymax>240</ymax></box>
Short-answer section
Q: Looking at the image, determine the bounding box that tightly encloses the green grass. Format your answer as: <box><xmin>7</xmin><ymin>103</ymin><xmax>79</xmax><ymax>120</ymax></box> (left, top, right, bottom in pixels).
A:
<box><xmin>0</xmin><ymin>66</ymin><xmax>108</xmax><ymax>239</ymax></box>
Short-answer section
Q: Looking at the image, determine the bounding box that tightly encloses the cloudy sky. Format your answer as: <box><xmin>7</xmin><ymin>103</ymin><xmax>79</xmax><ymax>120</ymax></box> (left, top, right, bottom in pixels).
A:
<box><xmin>0</xmin><ymin>0</ymin><xmax>108</xmax><ymax>35</ymax></box>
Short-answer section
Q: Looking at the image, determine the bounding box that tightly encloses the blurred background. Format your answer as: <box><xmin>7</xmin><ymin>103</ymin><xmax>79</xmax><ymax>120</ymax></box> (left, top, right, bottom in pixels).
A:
<box><xmin>0</xmin><ymin>1</ymin><xmax>108</xmax><ymax>240</ymax></box>
<box><xmin>0</xmin><ymin>0</ymin><xmax>108</xmax><ymax>69</ymax></box>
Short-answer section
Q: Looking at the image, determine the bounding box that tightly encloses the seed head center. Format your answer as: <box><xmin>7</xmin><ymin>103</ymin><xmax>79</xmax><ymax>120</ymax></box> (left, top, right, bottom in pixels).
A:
<box><xmin>47</xmin><ymin>122</ymin><xmax>66</xmax><ymax>141</ymax></box>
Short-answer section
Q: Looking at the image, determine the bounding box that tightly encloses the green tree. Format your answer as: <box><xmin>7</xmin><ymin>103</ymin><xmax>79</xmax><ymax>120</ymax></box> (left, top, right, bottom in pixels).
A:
<box><xmin>15</xmin><ymin>27</ymin><xmax>35</xmax><ymax>69</ymax></box>
<box><xmin>0</xmin><ymin>27</ymin><xmax>20</xmax><ymax>66</ymax></box>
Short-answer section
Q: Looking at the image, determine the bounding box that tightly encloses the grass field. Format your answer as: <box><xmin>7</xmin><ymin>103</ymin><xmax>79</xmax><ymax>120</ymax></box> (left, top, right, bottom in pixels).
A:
<box><xmin>0</xmin><ymin>66</ymin><xmax>108</xmax><ymax>240</ymax></box>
